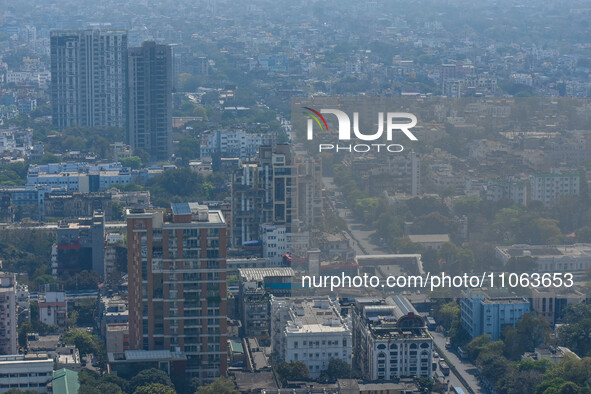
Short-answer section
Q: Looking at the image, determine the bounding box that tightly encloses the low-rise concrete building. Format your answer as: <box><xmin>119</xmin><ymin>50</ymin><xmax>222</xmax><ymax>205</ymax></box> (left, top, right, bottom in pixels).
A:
<box><xmin>0</xmin><ymin>354</ymin><xmax>54</xmax><ymax>393</ymax></box>
<box><xmin>270</xmin><ymin>296</ymin><xmax>352</xmax><ymax>378</ymax></box>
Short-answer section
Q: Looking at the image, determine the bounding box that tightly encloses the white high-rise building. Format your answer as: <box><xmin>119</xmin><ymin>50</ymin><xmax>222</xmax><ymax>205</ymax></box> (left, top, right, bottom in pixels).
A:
<box><xmin>0</xmin><ymin>273</ymin><xmax>17</xmax><ymax>356</ymax></box>
<box><xmin>50</xmin><ymin>30</ymin><xmax>128</xmax><ymax>130</ymax></box>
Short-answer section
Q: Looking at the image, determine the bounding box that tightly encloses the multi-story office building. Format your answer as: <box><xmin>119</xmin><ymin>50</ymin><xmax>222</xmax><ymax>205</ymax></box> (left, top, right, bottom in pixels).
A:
<box><xmin>199</xmin><ymin>130</ymin><xmax>274</xmax><ymax>160</ymax></box>
<box><xmin>531</xmin><ymin>287</ymin><xmax>585</xmax><ymax>325</ymax></box>
<box><xmin>0</xmin><ymin>273</ymin><xmax>17</xmax><ymax>355</ymax></box>
<box><xmin>460</xmin><ymin>290</ymin><xmax>530</xmax><ymax>340</ymax></box>
<box><xmin>352</xmin><ymin>296</ymin><xmax>433</xmax><ymax>381</ymax></box>
<box><xmin>27</xmin><ymin>163</ymin><xmax>132</xmax><ymax>192</ymax></box>
<box><xmin>529</xmin><ymin>171</ymin><xmax>580</xmax><ymax>206</ymax></box>
<box><xmin>50</xmin><ymin>30</ymin><xmax>127</xmax><ymax>130</ymax></box>
<box><xmin>270</xmin><ymin>296</ymin><xmax>352</xmax><ymax>378</ymax></box>
<box><xmin>127</xmin><ymin>41</ymin><xmax>172</xmax><ymax>161</ymax></box>
<box><xmin>238</xmin><ymin>268</ymin><xmax>294</xmax><ymax>339</ymax></box>
<box><xmin>0</xmin><ymin>354</ymin><xmax>54</xmax><ymax>393</ymax></box>
<box><xmin>0</xmin><ymin>185</ymin><xmax>54</xmax><ymax>222</ymax></box>
<box><xmin>126</xmin><ymin>202</ymin><xmax>228</xmax><ymax>382</ymax></box>
<box><xmin>486</xmin><ymin>177</ymin><xmax>528</xmax><ymax>206</ymax></box>
<box><xmin>231</xmin><ymin>163</ymin><xmax>264</xmax><ymax>247</ymax></box>
<box><xmin>231</xmin><ymin>144</ymin><xmax>321</xmax><ymax>247</ymax></box>
<box><xmin>53</xmin><ymin>211</ymin><xmax>105</xmax><ymax>277</ymax></box>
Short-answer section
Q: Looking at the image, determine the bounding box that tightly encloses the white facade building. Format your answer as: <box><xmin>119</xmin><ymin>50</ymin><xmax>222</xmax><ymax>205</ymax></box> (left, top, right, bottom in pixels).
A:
<box><xmin>261</xmin><ymin>224</ymin><xmax>288</xmax><ymax>266</ymax></box>
<box><xmin>530</xmin><ymin>172</ymin><xmax>580</xmax><ymax>206</ymax></box>
<box><xmin>270</xmin><ymin>296</ymin><xmax>352</xmax><ymax>378</ymax></box>
<box><xmin>200</xmin><ymin>130</ymin><xmax>271</xmax><ymax>160</ymax></box>
<box><xmin>486</xmin><ymin>178</ymin><xmax>528</xmax><ymax>206</ymax></box>
<box><xmin>353</xmin><ymin>296</ymin><xmax>433</xmax><ymax>381</ymax></box>
<box><xmin>0</xmin><ymin>354</ymin><xmax>53</xmax><ymax>393</ymax></box>
<box><xmin>27</xmin><ymin>162</ymin><xmax>132</xmax><ymax>192</ymax></box>
<box><xmin>39</xmin><ymin>292</ymin><xmax>67</xmax><ymax>329</ymax></box>
<box><xmin>496</xmin><ymin>244</ymin><xmax>591</xmax><ymax>273</ymax></box>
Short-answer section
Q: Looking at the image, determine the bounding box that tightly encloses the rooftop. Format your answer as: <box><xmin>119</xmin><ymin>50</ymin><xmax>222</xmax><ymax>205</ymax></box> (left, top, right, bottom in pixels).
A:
<box><xmin>465</xmin><ymin>290</ymin><xmax>530</xmax><ymax>304</ymax></box>
<box><xmin>238</xmin><ymin>267</ymin><xmax>294</xmax><ymax>282</ymax></box>
<box><xmin>282</xmin><ymin>298</ymin><xmax>348</xmax><ymax>334</ymax></box>
<box><xmin>52</xmin><ymin>368</ymin><xmax>80</xmax><ymax>394</ymax></box>
<box><xmin>108</xmin><ymin>349</ymin><xmax>186</xmax><ymax>363</ymax></box>
<box><xmin>407</xmin><ymin>234</ymin><xmax>450</xmax><ymax>243</ymax></box>
<box><xmin>497</xmin><ymin>244</ymin><xmax>591</xmax><ymax>259</ymax></box>
<box><xmin>234</xmin><ymin>371</ymin><xmax>277</xmax><ymax>392</ymax></box>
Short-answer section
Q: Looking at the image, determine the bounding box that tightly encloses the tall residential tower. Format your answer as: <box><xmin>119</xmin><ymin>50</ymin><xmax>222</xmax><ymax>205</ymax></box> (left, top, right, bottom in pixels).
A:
<box><xmin>50</xmin><ymin>30</ymin><xmax>127</xmax><ymax>130</ymax></box>
<box><xmin>127</xmin><ymin>41</ymin><xmax>173</xmax><ymax>161</ymax></box>
<box><xmin>126</xmin><ymin>203</ymin><xmax>227</xmax><ymax>381</ymax></box>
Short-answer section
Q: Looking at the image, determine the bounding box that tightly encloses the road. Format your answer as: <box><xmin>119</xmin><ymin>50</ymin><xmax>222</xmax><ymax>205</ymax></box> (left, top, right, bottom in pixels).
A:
<box><xmin>431</xmin><ymin>330</ymin><xmax>482</xmax><ymax>393</ymax></box>
<box><xmin>322</xmin><ymin>176</ymin><xmax>391</xmax><ymax>256</ymax></box>
<box><xmin>322</xmin><ymin>175</ymin><xmax>479</xmax><ymax>393</ymax></box>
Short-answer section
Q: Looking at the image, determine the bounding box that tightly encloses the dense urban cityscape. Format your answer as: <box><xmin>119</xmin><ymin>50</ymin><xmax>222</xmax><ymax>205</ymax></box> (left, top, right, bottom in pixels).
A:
<box><xmin>0</xmin><ymin>0</ymin><xmax>591</xmax><ymax>393</ymax></box>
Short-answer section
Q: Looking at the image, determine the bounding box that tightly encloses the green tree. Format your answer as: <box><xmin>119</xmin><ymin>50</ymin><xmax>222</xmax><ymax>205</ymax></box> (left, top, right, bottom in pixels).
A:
<box><xmin>134</xmin><ymin>383</ymin><xmax>176</xmax><ymax>394</ymax></box>
<box><xmin>195</xmin><ymin>377</ymin><xmax>239</xmax><ymax>394</ymax></box>
<box><xmin>437</xmin><ymin>242</ymin><xmax>475</xmax><ymax>273</ymax></box>
<box><xmin>325</xmin><ymin>358</ymin><xmax>352</xmax><ymax>381</ymax></box>
<box><xmin>576</xmin><ymin>226</ymin><xmax>591</xmax><ymax>243</ymax></box>
<box><xmin>33</xmin><ymin>152</ymin><xmax>62</xmax><ymax>165</ymax></box>
<box><xmin>478</xmin><ymin>351</ymin><xmax>512</xmax><ymax>388</ymax></box>
<box><xmin>534</xmin><ymin>378</ymin><xmax>569</xmax><ymax>394</ymax></box>
<box><xmin>129</xmin><ymin>369</ymin><xmax>175</xmax><ymax>394</ymax></box>
<box><xmin>416</xmin><ymin>377</ymin><xmax>434</xmax><ymax>392</ymax></box>
<box><xmin>96</xmin><ymin>382</ymin><xmax>123</xmax><ymax>394</ymax></box>
<box><xmin>275</xmin><ymin>361</ymin><xmax>310</xmax><ymax>385</ymax></box>
<box><xmin>411</xmin><ymin>212</ymin><xmax>453</xmax><ymax>234</ymax></box>
<box><xmin>467</xmin><ymin>334</ymin><xmax>493</xmax><ymax>361</ymax></box>
<box><xmin>18</xmin><ymin>321</ymin><xmax>34</xmax><ymax>347</ymax></box>
<box><xmin>100</xmin><ymin>374</ymin><xmax>129</xmax><ymax>393</ymax></box>
<box><xmin>498</xmin><ymin>369</ymin><xmax>544</xmax><ymax>394</ymax></box>
<box><xmin>120</xmin><ymin>156</ymin><xmax>143</xmax><ymax>170</ymax></box>
<box><xmin>176</xmin><ymin>135</ymin><xmax>200</xmax><ymax>163</ymax></box>
<box><xmin>449</xmin><ymin>319</ymin><xmax>471</xmax><ymax>347</ymax></box>
<box><xmin>558</xmin><ymin>320</ymin><xmax>591</xmax><ymax>357</ymax></box>
<box><xmin>63</xmin><ymin>329</ymin><xmax>101</xmax><ymax>355</ymax></box>
<box><xmin>562</xmin><ymin>304</ymin><xmax>591</xmax><ymax>324</ymax></box>
<box><xmin>502</xmin><ymin>326</ymin><xmax>524</xmax><ymax>360</ymax></box>
<box><xmin>434</xmin><ymin>301</ymin><xmax>459</xmax><ymax>331</ymax></box>
<box><xmin>62</xmin><ymin>270</ymin><xmax>100</xmax><ymax>291</ymax></box>
<box><xmin>421</xmin><ymin>248</ymin><xmax>439</xmax><ymax>273</ymax></box>
<box><xmin>515</xmin><ymin>313</ymin><xmax>550</xmax><ymax>352</ymax></box>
